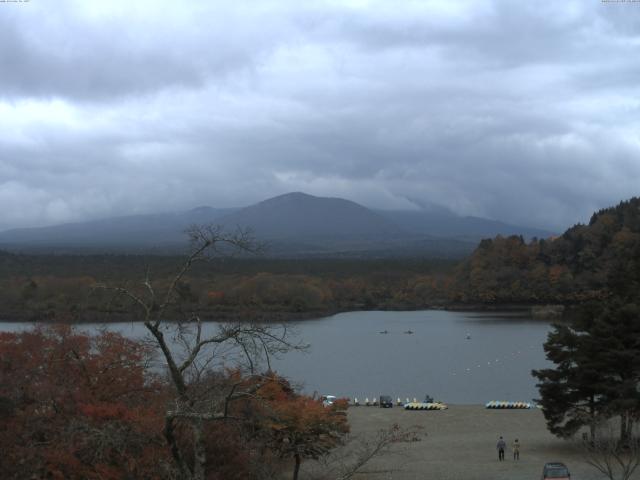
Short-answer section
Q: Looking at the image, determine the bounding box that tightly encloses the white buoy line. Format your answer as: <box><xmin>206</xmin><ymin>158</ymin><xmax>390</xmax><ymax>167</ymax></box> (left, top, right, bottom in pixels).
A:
<box><xmin>448</xmin><ymin>349</ymin><xmax>530</xmax><ymax>377</ymax></box>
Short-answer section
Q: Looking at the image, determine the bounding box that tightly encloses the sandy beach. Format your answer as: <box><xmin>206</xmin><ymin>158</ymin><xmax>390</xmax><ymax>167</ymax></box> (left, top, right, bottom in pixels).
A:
<box><xmin>338</xmin><ymin>405</ymin><xmax>622</xmax><ymax>480</ymax></box>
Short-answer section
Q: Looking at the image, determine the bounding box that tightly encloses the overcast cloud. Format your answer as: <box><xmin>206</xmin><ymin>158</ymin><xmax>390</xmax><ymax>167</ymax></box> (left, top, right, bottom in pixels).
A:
<box><xmin>1</xmin><ymin>0</ymin><xmax>639</xmax><ymax>232</ymax></box>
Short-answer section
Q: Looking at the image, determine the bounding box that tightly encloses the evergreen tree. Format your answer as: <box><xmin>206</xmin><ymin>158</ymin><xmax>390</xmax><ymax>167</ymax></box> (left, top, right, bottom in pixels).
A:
<box><xmin>533</xmin><ymin>299</ymin><xmax>640</xmax><ymax>443</ymax></box>
<box><xmin>586</xmin><ymin>301</ymin><xmax>640</xmax><ymax>443</ymax></box>
<box><xmin>533</xmin><ymin>322</ymin><xmax>605</xmax><ymax>440</ymax></box>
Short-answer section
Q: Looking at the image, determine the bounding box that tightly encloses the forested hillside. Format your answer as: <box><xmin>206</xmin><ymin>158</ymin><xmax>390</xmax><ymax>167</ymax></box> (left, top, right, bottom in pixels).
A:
<box><xmin>0</xmin><ymin>255</ymin><xmax>455</xmax><ymax>322</ymax></box>
<box><xmin>451</xmin><ymin>198</ymin><xmax>640</xmax><ymax>304</ymax></box>
<box><xmin>3</xmin><ymin>198</ymin><xmax>638</xmax><ymax>321</ymax></box>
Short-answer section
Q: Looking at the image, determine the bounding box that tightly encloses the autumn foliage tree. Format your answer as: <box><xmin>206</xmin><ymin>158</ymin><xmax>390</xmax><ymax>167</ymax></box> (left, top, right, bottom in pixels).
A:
<box><xmin>247</xmin><ymin>376</ymin><xmax>349</xmax><ymax>480</ymax></box>
<box><xmin>0</xmin><ymin>325</ymin><xmax>168</xmax><ymax>479</ymax></box>
<box><xmin>451</xmin><ymin>197</ymin><xmax>640</xmax><ymax>305</ymax></box>
<box><xmin>0</xmin><ymin>324</ymin><xmax>348</xmax><ymax>480</ymax></box>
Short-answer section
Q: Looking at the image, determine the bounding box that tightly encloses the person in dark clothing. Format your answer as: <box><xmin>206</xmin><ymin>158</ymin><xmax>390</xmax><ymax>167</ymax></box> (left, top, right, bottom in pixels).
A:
<box><xmin>496</xmin><ymin>436</ymin><xmax>506</xmax><ymax>461</ymax></box>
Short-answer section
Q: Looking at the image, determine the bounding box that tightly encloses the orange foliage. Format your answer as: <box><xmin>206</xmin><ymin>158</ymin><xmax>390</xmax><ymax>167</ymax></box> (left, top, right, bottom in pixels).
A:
<box><xmin>250</xmin><ymin>375</ymin><xmax>349</xmax><ymax>470</ymax></box>
<box><xmin>0</xmin><ymin>331</ymin><xmax>353</xmax><ymax>479</ymax></box>
<box><xmin>0</xmin><ymin>326</ymin><xmax>168</xmax><ymax>479</ymax></box>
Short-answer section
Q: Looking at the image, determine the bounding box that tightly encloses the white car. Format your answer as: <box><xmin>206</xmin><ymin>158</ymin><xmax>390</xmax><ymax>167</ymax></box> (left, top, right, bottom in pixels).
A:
<box><xmin>321</xmin><ymin>395</ymin><xmax>336</xmax><ymax>407</ymax></box>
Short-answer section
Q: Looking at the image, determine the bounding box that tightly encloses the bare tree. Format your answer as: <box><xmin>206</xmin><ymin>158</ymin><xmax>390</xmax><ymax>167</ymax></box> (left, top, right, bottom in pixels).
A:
<box><xmin>581</xmin><ymin>419</ymin><xmax>640</xmax><ymax>480</ymax></box>
<box><xmin>306</xmin><ymin>423</ymin><xmax>424</xmax><ymax>480</ymax></box>
<box><xmin>97</xmin><ymin>225</ymin><xmax>304</xmax><ymax>480</ymax></box>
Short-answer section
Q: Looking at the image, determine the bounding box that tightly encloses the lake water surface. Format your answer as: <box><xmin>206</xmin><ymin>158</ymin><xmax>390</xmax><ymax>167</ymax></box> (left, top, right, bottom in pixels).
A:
<box><xmin>0</xmin><ymin>310</ymin><xmax>553</xmax><ymax>404</ymax></box>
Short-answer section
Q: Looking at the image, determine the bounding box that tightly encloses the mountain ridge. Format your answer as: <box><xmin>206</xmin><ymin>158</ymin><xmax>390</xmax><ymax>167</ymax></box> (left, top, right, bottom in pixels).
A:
<box><xmin>0</xmin><ymin>192</ymin><xmax>555</xmax><ymax>257</ymax></box>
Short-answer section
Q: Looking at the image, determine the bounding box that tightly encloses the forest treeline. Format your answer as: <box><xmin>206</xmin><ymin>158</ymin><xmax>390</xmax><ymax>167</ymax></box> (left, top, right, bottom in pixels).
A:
<box><xmin>0</xmin><ymin>255</ymin><xmax>456</xmax><ymax>322</ymax></box>
<box><xmin>2</xmin><ymin>197</ymin><xmax>639</xmax><ymax>321</ymax></box>
<box><xmin>451</xmin><ymin>197</ymin><xmax>640</xmax><ymax>305</ymax></box>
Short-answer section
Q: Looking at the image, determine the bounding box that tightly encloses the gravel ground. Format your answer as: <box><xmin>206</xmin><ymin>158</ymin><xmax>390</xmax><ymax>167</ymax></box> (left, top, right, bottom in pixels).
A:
<box><xmin>340</xmin><ymin>405</ymin><xmax>626</xmax><ymax>480</ymax></box>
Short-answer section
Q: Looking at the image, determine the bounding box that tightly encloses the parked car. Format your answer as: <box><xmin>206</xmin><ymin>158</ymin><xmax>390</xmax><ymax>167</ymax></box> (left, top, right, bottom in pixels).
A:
<box><xmin>542</xmin><ymin>462</ymin><xmax>570</xmax><ymax>479</ymax></box>
<box><xmin>379</xmin><ymin>395</ymin><xmax>393</xmax><ymax>408</ymax></box>
<box><xmin>321</xmin><ymin>395</ymin><xmax>336</xmax><ymax>407</ymax></box>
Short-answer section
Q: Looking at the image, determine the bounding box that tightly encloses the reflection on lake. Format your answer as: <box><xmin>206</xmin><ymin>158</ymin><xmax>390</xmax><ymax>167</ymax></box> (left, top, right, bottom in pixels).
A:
<box><xmin>0</xmin><ymin>310</ymin><xmax>553</xmax><ymax>404</ymax></box>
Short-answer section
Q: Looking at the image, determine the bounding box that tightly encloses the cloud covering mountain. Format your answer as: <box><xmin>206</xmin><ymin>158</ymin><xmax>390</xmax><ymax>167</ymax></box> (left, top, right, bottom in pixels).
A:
<box><xmin>0</xmin><ymin>192</ymin><xmax>554</xmax><ymax>257</ymax></box>
<box><xmin>1</xmin><ymin>1</ymin><xmax>639</xmax><ymax>232</ymax></box>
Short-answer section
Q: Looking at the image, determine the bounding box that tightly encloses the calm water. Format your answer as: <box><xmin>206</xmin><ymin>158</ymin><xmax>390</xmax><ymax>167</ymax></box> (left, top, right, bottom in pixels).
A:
<box><xmin>0</xmin><ymin>310</ymin><xmax>553</xmax><ymax>404</ymax></box>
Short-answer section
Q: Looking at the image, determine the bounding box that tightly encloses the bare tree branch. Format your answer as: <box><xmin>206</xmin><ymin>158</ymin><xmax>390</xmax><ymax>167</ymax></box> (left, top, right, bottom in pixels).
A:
<box><xmin>304</xmin><ymin>424</ymin><xmax>424</xmax><ymax>480</ymax></box>
<box><xmin>94</xmin><ymin>224</ymin><xmax>302</xmax><ymax>480</ymax></box>
<box><xmin>581</xmin><ymin>420</ymin><xmax>640</xmax><ymax>480</ymax></box>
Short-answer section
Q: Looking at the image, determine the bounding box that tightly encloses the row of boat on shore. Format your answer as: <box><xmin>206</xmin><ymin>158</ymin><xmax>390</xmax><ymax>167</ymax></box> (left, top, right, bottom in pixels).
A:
<box><xmin>485</xmin><ymin>400</ymin><xmax>533</xmax><ymax>409</ymax></box>
<box><xmin>347</xmin><ymin>398</ymin><xmax>534</xmax><ymax>410</ymax></box>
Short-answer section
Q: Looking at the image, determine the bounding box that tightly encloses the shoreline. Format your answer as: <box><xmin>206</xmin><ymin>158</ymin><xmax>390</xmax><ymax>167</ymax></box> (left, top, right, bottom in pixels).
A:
<box><xmin>0</xmin><ymin>303</ymin><xmax>556</xmax><ymax>324</ymax></box>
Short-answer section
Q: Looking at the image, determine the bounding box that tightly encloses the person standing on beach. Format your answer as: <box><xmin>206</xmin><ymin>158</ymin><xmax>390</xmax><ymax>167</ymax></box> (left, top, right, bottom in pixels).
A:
<box><xmin>513</xmin><ymin>439</ymin><xmax>520</xmax><ymax>460</ymax></box>
<box><xmin>496</xmin><ymin>436</ymin><xmax>506</xmax><ymax>461</ymax></box>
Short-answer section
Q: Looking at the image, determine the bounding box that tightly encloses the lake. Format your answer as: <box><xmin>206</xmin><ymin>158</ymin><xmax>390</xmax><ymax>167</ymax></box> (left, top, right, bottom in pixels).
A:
<box><xmin>0</xmin><ymin>309</ymin><xmax>553</xmax><ymax>404</ymax></box>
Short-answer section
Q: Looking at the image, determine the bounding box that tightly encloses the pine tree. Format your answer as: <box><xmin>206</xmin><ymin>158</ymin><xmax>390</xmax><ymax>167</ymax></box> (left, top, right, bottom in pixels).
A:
<box><xmin>532</xmin><ymin>322</ymin><xmax>605</xmax><ymax>440</ymax></box>
<box><xmin>533</xmin><ymin>299</ymin><xmax>640</xmax><ymax>443</ymax></box>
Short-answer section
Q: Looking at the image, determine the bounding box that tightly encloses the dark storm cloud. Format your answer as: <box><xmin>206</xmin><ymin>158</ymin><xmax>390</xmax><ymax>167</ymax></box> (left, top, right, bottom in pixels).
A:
<box><xmin>1</xmin><ymin>0</ymin><xmax>639</xmax><ymax>232</ymax></box>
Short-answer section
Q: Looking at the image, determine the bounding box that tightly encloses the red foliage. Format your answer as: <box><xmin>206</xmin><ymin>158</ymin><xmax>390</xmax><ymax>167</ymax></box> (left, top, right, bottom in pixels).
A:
<box><xmin>203</xmin><ymin>423</ymin><xmax>257</xmax><ymax>480</ymax></box>
<box><xmin>251</xmin><ymin>375</ymin><xmax>350</xmax><ymax>463</ymax></box>
<box><xmin>0</xmin><ymin>325</ymin><xmax>169</xmax><ymax>479</ymax></box>
<box><xmin>0</xmin><ymin>329</ymin><xmax>353</xmax><ymax>479</ymax></box>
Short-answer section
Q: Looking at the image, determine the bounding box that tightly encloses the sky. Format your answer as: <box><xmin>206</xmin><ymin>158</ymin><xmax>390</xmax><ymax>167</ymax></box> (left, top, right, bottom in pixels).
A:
<box><xmin>1</xmin><ymin>0</ymin><xmax>639</xmax><ymax>232</ymax></box>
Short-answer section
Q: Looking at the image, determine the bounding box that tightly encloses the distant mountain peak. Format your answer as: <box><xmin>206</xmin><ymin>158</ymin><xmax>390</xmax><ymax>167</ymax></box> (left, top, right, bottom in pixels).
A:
<box><xmin>217</xmin><ymin>191</ymin><xmax>403</xmax><ymax>240</ymax></box>
<box><xmin>0</xmin><ymin>190</ymin><xmax>556</xmax><ymax>257</ymax></box>
<box><xmin>258</xmin><ymin>192</ymin><xmax>337</xmax><ymax>204</ymax></box>
<box><xmin>274</xmin><ymin>191</ymin><xmax>314</xmax><ymax>199</ymax></box>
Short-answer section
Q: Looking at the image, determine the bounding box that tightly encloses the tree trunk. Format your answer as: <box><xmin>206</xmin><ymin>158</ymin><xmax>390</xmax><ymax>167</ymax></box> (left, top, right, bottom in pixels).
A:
<box><xmin>619</xmin><ymin>411</ymin><xmax>634</xmax><ymax>447</ymax></box>
<box><xmin>193</xmin><ymin>418</ymin><xmax>207</xmax><ymax>480</ymax></box>
<box><xmin>293</xmin><ymin>453</ymin><xmax>301</xmax><ymax>480</ymax></box>
<box><xmin>589</xmin><ymin>397</ymin><xmax>597</xmax><ymax>442</ymax></box>
<box><xmin>145</xmin><ymin>322</ymin><xmax>188</xmax><ymax>395</ymax></box>
<box><xmin>165</xmin><ymin>416</ymin><xmax>192</xmax><ymax>480</ymax></box>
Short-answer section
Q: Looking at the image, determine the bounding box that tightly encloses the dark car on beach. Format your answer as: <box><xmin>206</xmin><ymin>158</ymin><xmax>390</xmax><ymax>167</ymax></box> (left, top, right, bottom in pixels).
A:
<box><xmin>542</xmin><ymin>462</ymin><xmax>570</xmax><ymax>479</ymax></box>
<box><xmin>379</xmin><ymin>395</ymin><xmax>393</xmax><ymax>408</ymax></box>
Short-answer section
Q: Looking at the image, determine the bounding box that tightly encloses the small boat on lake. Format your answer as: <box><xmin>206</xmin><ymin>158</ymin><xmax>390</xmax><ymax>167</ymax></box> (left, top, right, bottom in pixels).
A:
<box><xmin>404</xmin><ymin>330</ymin><xmax>414</xmax><ymax>334</ymax></box>
<box><xmin>379</xmin><ymin>330</ymin><xmax>388</xmax><ymax>334</ymax></box>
